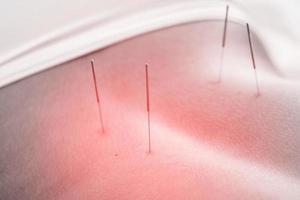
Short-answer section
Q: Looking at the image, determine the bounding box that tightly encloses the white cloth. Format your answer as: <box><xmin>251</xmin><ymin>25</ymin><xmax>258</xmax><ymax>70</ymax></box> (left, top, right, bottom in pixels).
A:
<box><xmin>1</xmin><ymin>0</ymin><xmax>300</xmax><ymax>87</ymax></box>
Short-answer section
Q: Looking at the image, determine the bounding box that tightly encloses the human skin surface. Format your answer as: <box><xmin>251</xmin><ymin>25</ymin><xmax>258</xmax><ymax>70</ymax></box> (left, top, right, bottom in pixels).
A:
<box><xmin>0</xmin><ymin>21</ymin><xmax>300</xmax><ymax>199</ymax></box>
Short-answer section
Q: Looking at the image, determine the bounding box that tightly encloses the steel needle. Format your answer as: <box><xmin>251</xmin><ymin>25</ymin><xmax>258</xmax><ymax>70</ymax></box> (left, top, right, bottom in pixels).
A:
<box><xmin>218</xmin><ymin>4</ymin><xmax>229</xmax><ymax>82</ymax></box>
<box><xmin>91</xmin><ymin>59</ymin><xmax>105</xmax><ymax>133</ymax></box>
<box><xmin>145</xmin><ymin>64</ymin><xmax>151</xmax><ymax>154</ymax></box>
<box><xmin>246</xmin><ymin>23</ymin><xmax>261</xmax><ymax>96</ymax></box>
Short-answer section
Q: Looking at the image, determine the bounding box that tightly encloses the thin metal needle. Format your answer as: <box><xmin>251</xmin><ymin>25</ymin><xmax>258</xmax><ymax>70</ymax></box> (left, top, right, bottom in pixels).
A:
<box><xmin>218</xmin><ymin>4</ymin><xmax>229</xmax><ymax>82</ymax></box>
<box><xmin>145</xmin><ymin>64</ymin><xmax>151</xmax><ymax>154</ymax></box>
<box><xmin>246</xmin><ymin>23</ymin><xmax>261</xmax><ymax>96</ymax></box>
<box><xmin>91</xmin><ymin>59</ymin><xmax>105</xmax><ymax>133</ymax></box>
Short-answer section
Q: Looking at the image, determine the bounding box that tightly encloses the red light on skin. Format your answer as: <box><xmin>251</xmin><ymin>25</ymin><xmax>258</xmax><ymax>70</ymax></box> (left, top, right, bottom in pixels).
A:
<box><xmin>2</xmin><ymin>21</ymin><xmax>299</xmax><ymax>200</ymax></box>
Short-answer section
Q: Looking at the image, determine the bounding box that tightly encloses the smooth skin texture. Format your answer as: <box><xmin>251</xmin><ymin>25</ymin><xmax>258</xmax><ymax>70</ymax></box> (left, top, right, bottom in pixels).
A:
<box><xmin>1</xmin><ymin>21</ymin><xmax>300</xmax><ymax>199</ymax></box>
